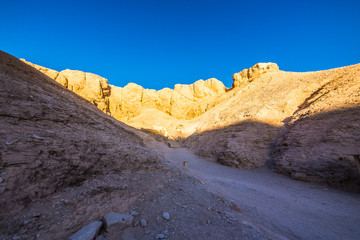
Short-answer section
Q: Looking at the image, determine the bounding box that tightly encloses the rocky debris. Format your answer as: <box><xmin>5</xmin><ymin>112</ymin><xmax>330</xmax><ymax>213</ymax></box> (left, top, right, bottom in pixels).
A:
<box><xmin>67</xmin><ymin>221</ymin><xmax>103</xmax><ymax>240</ymax></box>
<box><xmin>103</xmin><ymin>212</ymin><xmax>134</xmax><ymax>232</ymax></box>
<box><xmin>162</xmin><ymin>212</ymin><xmax>170</xmax><ymax>220</ymax></box>
<box><xmin>140</xmin><ymin>219</ymin><xmax>148</xmax><ymax>227</ymax></box>
<box><xmin>155</xmin><ymin>233</ymin><xmax>165</xmax><ymax>239</ymax></box>
<box><xmin>130</xmin><ymin>210</ymin><xmax>139</xmax><ymax>217</ymax></box>
<box><xmin>232</xmin><ymin>62</ymin><xmax>279</xmax><ymax>88</ymax></box>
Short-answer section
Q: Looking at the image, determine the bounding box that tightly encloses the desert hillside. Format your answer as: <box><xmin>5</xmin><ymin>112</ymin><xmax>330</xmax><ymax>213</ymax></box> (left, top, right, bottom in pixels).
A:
<box><xmin>1</xmin><ymin>51</ymin><xmax>360</xmax><ymax>239</ymax></box>
<box><xmin>21</xmin><ymin>58</ymin><xmax>360</xmax><ymax>192</ymax></box>
<box><xmin>2</xmin><ymin>51</ymin><xmax>277</xmax><ymax>239</ymax></box>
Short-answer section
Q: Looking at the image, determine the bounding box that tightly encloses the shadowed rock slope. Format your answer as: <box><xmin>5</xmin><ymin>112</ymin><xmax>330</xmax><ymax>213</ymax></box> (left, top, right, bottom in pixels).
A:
<box><xmin>0</xmin><ymin>51</ymin><xmax>165</xmax><ymax>238</ymax></box>
<box><xmin>183</xmin><ymin>63</ymin><xmax>360</xmax><ymax>191</ymax></box>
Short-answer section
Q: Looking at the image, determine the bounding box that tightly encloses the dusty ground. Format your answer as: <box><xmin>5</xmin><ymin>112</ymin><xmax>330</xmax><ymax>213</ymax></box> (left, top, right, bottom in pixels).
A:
<box><xmin>146</xmin><ymin>137</ymin><xmax>360</xmax><ymax>240</ymax></box>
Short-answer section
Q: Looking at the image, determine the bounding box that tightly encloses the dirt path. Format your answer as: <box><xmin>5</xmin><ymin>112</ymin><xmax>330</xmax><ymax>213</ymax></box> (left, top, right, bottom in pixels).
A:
<box><xmin>145</xmin><ymin>138</ymin><xmax>360</xmax><ymax>240</ymax></box>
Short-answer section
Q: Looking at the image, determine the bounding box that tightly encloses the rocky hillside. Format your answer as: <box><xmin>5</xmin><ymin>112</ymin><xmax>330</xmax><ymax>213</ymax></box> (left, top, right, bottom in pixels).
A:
<box><xmin>20</xmin><ymin>58</ymin><xmax>360</xmax><ymax>192</ymax></box>
<box><xmin>272</xmin><ymin>64</ymin><xmax>360</xmax><ymax>191</ymax></box>
<box><xmin>0</xmin><ymin>51</ymin><xmax>164</xmax><ymax>238</ymax></box>
<box><xmin>1</xmin><ymin>50</ymin><xmax>277</xmax><ymax>239</ymax></box>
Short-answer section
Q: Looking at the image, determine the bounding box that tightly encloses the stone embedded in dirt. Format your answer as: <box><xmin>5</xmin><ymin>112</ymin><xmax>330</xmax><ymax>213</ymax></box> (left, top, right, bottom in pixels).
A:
<box><xmin>32</xmin><ymin>134</ymin><xmax>45</xmax><ymax>140</ymax></box>
<box><xmin>130</xmin><ymin>210</ymin><xmax>139</xmax><ymax>216</ymax></box>
<box><xmin>103</xmin><ymin>212</ymin><xmax>134</xmax><ymax>232</ymax></box>
<box><xmin>162</xmin><ymin>212</ymin><xmax>170</xmax><ymax>220</ymax></box>
<box><xmin>0</xmin><ymin>177</ymin><xmax>3</xmax><ymax>183</ymax></box>
<box><xmin>140</xmin><ymin>219</ymin><xmax>148</xmax><ymax>227</ymax></box>
<box><xmin>155</xmin><ymin>233</ymin><xmax>165</xmax><ymax>239</ymax></box>
<box><xmin>132</xmin><ymin>220</ymin><xmax>139</xmax><ymax>227</ymax></box>
<box><xmin>66</xmin><ymin>221</ymin><xmax>103</xmax><ymax>240</ymax></box>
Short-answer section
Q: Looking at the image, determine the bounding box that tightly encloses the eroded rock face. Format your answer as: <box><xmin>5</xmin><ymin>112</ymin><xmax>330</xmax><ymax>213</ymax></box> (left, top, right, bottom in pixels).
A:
<box><xmin>21</xmin><ymin>59</ymin><xmax>227</xmax><ymax>122</ymax></box>
<box><xmin>273</xmin><ymin>107</ymin><xmax>360</xmax><ymax>192</ymax></box>
<box><xmin>21</xmin><ymin>59</ymin><xmax>111</xmax><ymax>114</ymax></box>
<box><xmin>232</xmin><ymin>62</ymin><xmax>279</xmax><ymax>88</ymax></box>
<box><xmin>272</xmin><ymin>64</ymin><xmax>360</xmax><ymax>191</ymax></box>
<box><xmin>183</xmin><ymin>122</ymin><xmax>281</xmax><ymax>169</ymax></box>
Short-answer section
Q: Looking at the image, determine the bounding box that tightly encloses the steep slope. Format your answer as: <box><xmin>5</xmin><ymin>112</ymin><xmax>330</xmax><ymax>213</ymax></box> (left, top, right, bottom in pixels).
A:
<box><xmin>272</xmin><ymin>64</ymin><xmax>360</xmax><ymax>191</ymax></box>
<box><xmin>183</xmin><ymin>63</ymin><xmax>360</xmax><ymax>191</ymax></box>
<box><xmin>0</xmin><ymin>51</ymin><xmax>164</xmax><ymax>238</ymax></box>
<box><xmin>1</xmin><ymin>51</ymin><xmax>277</xmax><ymax>240</ymax></box>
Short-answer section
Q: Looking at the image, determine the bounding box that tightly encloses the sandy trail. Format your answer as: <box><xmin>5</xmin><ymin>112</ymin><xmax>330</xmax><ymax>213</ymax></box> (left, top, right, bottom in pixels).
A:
<box><xmin>146</xmin><ymin>139</ymin><xmax>360</xmax><ymax>240</ymax></box>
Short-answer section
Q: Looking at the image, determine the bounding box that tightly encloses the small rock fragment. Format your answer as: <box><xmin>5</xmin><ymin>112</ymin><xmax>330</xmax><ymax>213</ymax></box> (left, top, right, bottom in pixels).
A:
<box><xmin>162</xmin><ymin>212</ymin><xmax>170</xmax><ymax>220</ymax></box>
<box><xmin>67</xmin><ymin>221</ymin><xmax>103</xmax><ymax>240</ymax></box>
<box><xmin>32</xmin><ymin>134</ymin><xmax>45</xmax><ymax>140</ymax></box>
<box><xmin>156</xmin><ymin>233</ymin><xmax>165</xmax><ymax>239</ymax></box>
<box><xmin>140</xmin><ymin>219</ymin><xmax>148</xmax><ymax>227</ymax></box>
<box><xmin>132</xmin><ymin>220</ymin><xmax>139</xmax><ymax>227</ymax></box>
<box><xmin>12</xmin><ymin>235</ymin><xmax>20</xmax><ymax>240</ymax></box>
<box><xmin>24</xmin><ymin>219</ymin><xmax>32</xmax><ymax>224</ymax></box>
<box><xmin>0</xmin><ymin>177</ymin><xmax>3</xmax><ymax>183</ymax></box>
<box><xmin>130</xmin><ymin>210</ymin><xmax>139</xmax><ymax>216</ymax></box>
<box><xmin>103</xmin><ymin>212</ymin><xmax>134</xmax><ymax>233</ymax></box>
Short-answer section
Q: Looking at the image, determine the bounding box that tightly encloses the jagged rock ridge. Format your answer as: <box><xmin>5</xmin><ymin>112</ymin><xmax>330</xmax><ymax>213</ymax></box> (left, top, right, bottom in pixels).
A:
<box><xmin>21</xmin><ymin>59</ymin><xmax>227</xmax><ymax>122</ymax></box>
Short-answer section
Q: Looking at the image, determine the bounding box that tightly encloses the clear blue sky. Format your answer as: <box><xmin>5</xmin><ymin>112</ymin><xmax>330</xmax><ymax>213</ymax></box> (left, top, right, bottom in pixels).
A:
<box><xmin>1</xmin><ymin>0</ymin><xmax>359</xmax><ymax>89</ymax></box>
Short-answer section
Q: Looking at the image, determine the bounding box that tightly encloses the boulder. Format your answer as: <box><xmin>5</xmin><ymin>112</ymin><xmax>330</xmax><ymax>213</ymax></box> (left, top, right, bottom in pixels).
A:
<box><xmin>103</xmin><ymin>212</ymin><xmax>134</xmax><ymax>233</ymax></box>
<box><xmin>67</xmin><ymin>221</ymin><xmax>103</xmax><ymax>240</ymax></box>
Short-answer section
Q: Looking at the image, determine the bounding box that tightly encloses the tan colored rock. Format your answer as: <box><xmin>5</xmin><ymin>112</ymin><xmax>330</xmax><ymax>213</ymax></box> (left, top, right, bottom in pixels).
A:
<box><xmin>174</xmin><ymin>78</ymin><xmax>226</xmax><ymax>100</ymax></box>
<box><xmin>248</xmin><ymin>62</ymin><xmax>279</xmax><ymax>79</ymax></box>
<box><xmin>20</xmin><ymin>58</ymin><xmax>59</xmax><ymax>79</ymax></box>
<box><xmin>55</xmin><ymin>74</ymin><xmax>68</xmax><ymax>87</ymax></box>
<box><xmin>21</xmin><ymin>59</ymin><xmax>228</xmax><ymax>124</ymax></box>
<box><xmin>232</xmin><ymin>62</ymin><xmax>279</xmax><ymax>88</ymax></box>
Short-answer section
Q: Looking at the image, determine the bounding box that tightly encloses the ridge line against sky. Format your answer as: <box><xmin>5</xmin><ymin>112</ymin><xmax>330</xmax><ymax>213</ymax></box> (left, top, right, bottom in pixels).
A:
<box><xmin>1</xmin><ymin>0</ymin><xmax>359</xmax><ymax>90</ymax></box>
